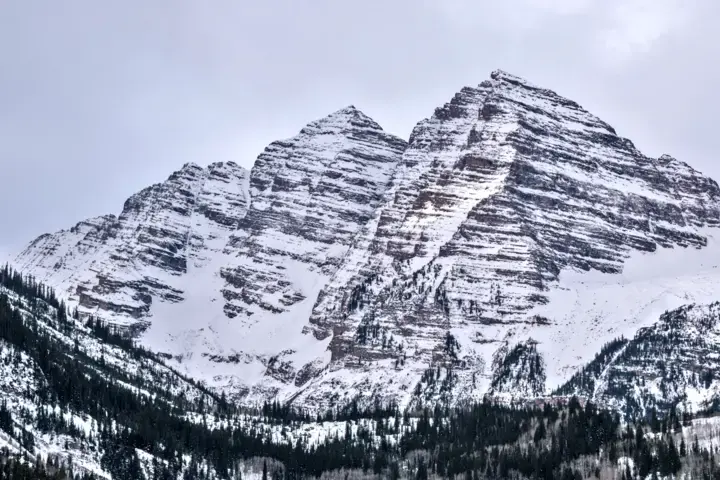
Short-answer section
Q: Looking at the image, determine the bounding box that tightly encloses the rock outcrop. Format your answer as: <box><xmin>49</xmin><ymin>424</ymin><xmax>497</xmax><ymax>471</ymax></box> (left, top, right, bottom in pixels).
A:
<box><xmin>15</xmin><ymin>161</ymin><xmax>251</xmax><ymax>328</ymax></box>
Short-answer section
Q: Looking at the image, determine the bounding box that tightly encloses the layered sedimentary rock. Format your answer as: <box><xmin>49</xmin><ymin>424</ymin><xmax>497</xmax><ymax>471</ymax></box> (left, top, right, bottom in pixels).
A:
<box><xmin>219</xmin><ymin>106</ymin><xmax>407</xmax><ymax>322</ymax></box>
<box><xmin>15</xmin><ymin>71</ymin><xmax>720</xmax><ymax>410</ymax></box>
<box><xmin>299</xmin><ymin>70</ymin><xmax>720</xmax><ymax>407</ymax></box>
<box><xmin>15</xmin><ymin>161</ymin><xmax>251</xmax><ymax>328</ymax></box>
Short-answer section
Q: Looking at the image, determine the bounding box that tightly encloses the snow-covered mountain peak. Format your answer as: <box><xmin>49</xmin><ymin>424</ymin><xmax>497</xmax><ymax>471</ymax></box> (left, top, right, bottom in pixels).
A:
<box><xmin>655</xmin><ymin>153</ymin><xmax>707</xmax><ymax>177</ymax></box>
<box><xmin>329</xmin><ymin>104</ymin><xmax>363</xmax><ymax>117</ymax></box>
<box><xmin>298</xmin><ymin>72</ymin><xmax>720</xmax><ymax>408</ymax></box>
<box><xmin>298</xmin><ymin>104</ymin><xmax>385</xmax><ymax>137</ymax></box>
<box><xmin>14</xmin><ymin>72</ymin><xmax>720</xmax><ymax>411</ymax></box>
<box><xmin>203</xmin><ymin>108</ymin><xmax>407</xmax><ymax>400</ymax></box>
<box><xmin>180</xmin><ymin>161</ymin><xmax>204</xmax><ymax>170</ymax></box>
<box><xmin>15</xmin><ymin>160</ymin><xmax>251</xmax><ymax>327</ymax></box>
<box><xmin>489</xmin><ymin>69</ymin><xmax>536</xmax><ymax>86</ymax></box>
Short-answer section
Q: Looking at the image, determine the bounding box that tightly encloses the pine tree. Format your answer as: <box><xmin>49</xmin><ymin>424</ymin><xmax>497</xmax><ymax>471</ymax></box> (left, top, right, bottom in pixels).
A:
<box><xmin>533</xmin><ymin>420</ymin><xmax>546</xmax><ymax>444</ymax></box>
<box><xmin>416</xmin><ymin>459</ymin><xmax>428</xmax><ymax>480</ymax></box>
<box><xmin>667</xmin><ymin>436</ymin><xmax>682</xmax><ymax>474</ymax></box>
<box><xmin>389</xmin><ymin>462</ymin><xmax>400</xmax><ymax>480</ymax></box>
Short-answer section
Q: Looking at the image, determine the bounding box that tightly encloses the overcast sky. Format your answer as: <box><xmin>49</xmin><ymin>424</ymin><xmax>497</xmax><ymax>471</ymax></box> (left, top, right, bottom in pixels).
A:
<box><xmin>1</xmin><ymin>0</ymin><xmax>718</xmax><ymax>259</ymax></box>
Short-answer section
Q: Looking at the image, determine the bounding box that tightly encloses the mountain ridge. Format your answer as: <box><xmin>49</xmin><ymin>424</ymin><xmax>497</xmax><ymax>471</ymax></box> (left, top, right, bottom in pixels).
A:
<box><xmin>12</xmin><ymin>70</ymin><xmax>720</xmax><ymax>413</ymax></box>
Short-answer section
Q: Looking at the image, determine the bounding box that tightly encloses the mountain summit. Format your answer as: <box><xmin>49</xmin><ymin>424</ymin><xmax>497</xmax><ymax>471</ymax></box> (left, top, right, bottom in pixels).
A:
<box><xmin>14</xmin><ymin>71</ymin><xmax>720</xmax><ymax>410</ymax></box>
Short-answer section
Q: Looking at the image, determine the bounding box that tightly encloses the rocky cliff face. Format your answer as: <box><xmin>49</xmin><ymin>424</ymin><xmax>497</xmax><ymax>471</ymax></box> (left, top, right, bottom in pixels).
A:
<box><xmin>297</xmin><ymin>70</ymin><xmax>720</xmax><ymax>408</ymax></box>
<box><xmin>220</xmin><ymin>106</ymin><xmax>407</xmax><ymax>322</ymax></box>
<box><xmin>15</xmin><ymin>161</ymin><xmax>251</xmax><ymax>329</ymax></box>
<box><xmin>210</xmin><ymin>106</ymin><xmax>408</xmax><ymax>400</ymax></box>
<box><xmin>14</xmin><ymin>70</ymin><xmax>720</xmax><ymax>411</ymax></box>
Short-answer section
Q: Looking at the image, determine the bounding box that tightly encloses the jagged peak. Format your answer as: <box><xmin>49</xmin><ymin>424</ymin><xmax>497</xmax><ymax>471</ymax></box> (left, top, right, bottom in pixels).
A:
<box><xmin>335</xmin><ymin>104</ymin><xmax>361</xmax><ymax>115</ymax></box>
<box><xmin>656</xmin><ymin>154</ymin><xmax>679</xmax><ymax>167</ymax></box>
<box><xmin>207</xmin><ymin>160</ymin><xmax>249</xmax><ymax>174</ymax></box>
<box><xmin>486</xmin><ymin>69</ymin><xmax>622</xmax><ymax>136</ymax></box>
<box><xmin>118</xmin><ymin>162</ymin><xmax>248</xmax><ymax>218</ymax></box>
<box><xmin>490</xmin><ymin>69</ymin><xmax>537</xmax><ymax>88</ymax></box>
<box><xmin>303</xmin><ymin>105</ymin><xmax>385</xmax><ymax>133</ymax></box>
<box><xmin>419</xmin><ymin>68</ymin><xmax>619</xmax><ymax>140</ymax></box>
<box><xmin>15</xmin><ymin>213</ymin><xmax>119</xmax><ymax>258</ymax></box>
<box><xmin>655</xmin><ymin>153</ymin><xmax>703</xmax><ymax>176</ymax></box>
<box><xmin>63</xmin><ymin>214</ymin><xmax>118</xmax><ymax>235</ymax></box>
<box><xmin>75</xmin><ymin>214</ymin><xmax>118</xmax><ymax>227</ymax></box>
<box><xmin>180</xmin><ymin>162</ymin><xmax>204</xmax><ymax>171</ymax></box>
<box><xmin>66</xmin><ymin>214</ymin><xmax>118</xmax><ymax>236</ymax></box>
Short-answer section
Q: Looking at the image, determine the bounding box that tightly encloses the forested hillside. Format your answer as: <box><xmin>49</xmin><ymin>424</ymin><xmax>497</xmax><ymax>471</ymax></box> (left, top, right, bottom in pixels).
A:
<box><xmin>4</xmin><ymin>264</ymin><xmax>720</xmax><ymax>478</ymax></box>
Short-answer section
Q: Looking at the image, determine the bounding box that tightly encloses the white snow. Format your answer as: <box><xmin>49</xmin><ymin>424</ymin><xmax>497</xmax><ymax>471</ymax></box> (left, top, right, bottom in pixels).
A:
<box><xmin>519</xmin><ymin>228</ymin><xmax>720</xmax><ymax>391</ymax></box>
<box><xmin>12</xmin><ymin>70</ymin><xmax>720</xmax><ymax>410</ymax></box>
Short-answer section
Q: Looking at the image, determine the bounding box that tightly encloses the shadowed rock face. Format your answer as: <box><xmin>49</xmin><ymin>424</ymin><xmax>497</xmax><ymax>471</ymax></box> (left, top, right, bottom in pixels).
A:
<box><xmin>14</xmin><ymin>71</ymin><xmax>720</xmax><ymax>410</ymax></box>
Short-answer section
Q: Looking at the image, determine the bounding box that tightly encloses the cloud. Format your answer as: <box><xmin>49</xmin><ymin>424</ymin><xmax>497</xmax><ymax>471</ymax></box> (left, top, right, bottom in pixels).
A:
<box><xmin>598</xmin><ymin>0</ymin><xmax>692</xmax><ymax>64</ymax></box>
<box><xmin>422</xmin><ymin>0</ymin><xmax>695</xmax><ymax>65</ymax></box>
<box><xmin>420</xmin><ymin>0</ymin><xmax>590</xmax><ymax>30</ymax></box>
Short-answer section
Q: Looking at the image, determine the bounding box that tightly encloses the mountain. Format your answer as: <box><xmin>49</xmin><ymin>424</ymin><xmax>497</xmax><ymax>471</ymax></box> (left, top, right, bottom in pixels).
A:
<box><xmin>14</xmin><ymin>106</ymin><xmax>409</xmax><ymax>404</ymax></box>
<box><xmin>13</xmin><ymin>70</ymin><xmax>720</xmax><ymax>412</ymax></box>
<box><xmin>556</xmin><ymin>301</ymin><xmax>720</xmax><ymax>417</ymax></box>
<box><xmin>0</xmin><ymin>265</ymin><xmax>226</xmax><ymax>478</ymax></box>
<box><xmin>5</xmin><ymin>263</ymin><xmax>720</xmax><ymax>480</ymax></box>
<box><xmin>14</xmin><ymin>160</ymin><xmax>251</xmax><ymax>329</ymax></box>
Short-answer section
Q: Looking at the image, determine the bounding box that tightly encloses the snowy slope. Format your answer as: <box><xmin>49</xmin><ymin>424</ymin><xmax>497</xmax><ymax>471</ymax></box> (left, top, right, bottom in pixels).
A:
<box><xmin>0</xmin><ymin>277</ymin><xmax>219</xmax><ymax>478</ymax></box>
<box><xmin>297</xmin><ymin>70</ymin><xmax>720</xmax><ymax>408</ymax></box>
<box><xmin>556</xmin><ymin>290</ymin><xmax>720</xmax><ymax>416</ymax></box>
<box><xmin>14</xmin><ymin>70</ymin><xmax>720</xmax><ymax>410</ymax></box>
<box><xmin>528</xmin><ymin>229</ymin><xmax>720</xmax><ymax>394</ymax></box>
<box><xmin>15</xmin><ymin>161</ymin><xmax>251</xmax><ymax>329</ymax></box>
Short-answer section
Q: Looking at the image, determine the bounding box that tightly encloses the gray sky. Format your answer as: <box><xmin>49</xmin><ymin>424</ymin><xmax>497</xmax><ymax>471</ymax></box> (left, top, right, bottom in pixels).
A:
<box><xmin>1</xmin><ymin>0</ymin><xmax>719</xmax><ymax>259</ymax></box>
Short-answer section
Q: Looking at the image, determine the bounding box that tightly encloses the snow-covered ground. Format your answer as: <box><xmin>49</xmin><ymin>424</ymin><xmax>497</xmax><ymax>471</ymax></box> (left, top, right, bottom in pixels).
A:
<box><xmin>526</xmin><ymin>228</ymin><xmax>720</xmax><ymax>391</ymax></box>
<box><xmin>0</xmin><ymin>283</ymin><xmax>218</xmax><ymax>478</ymax></box>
